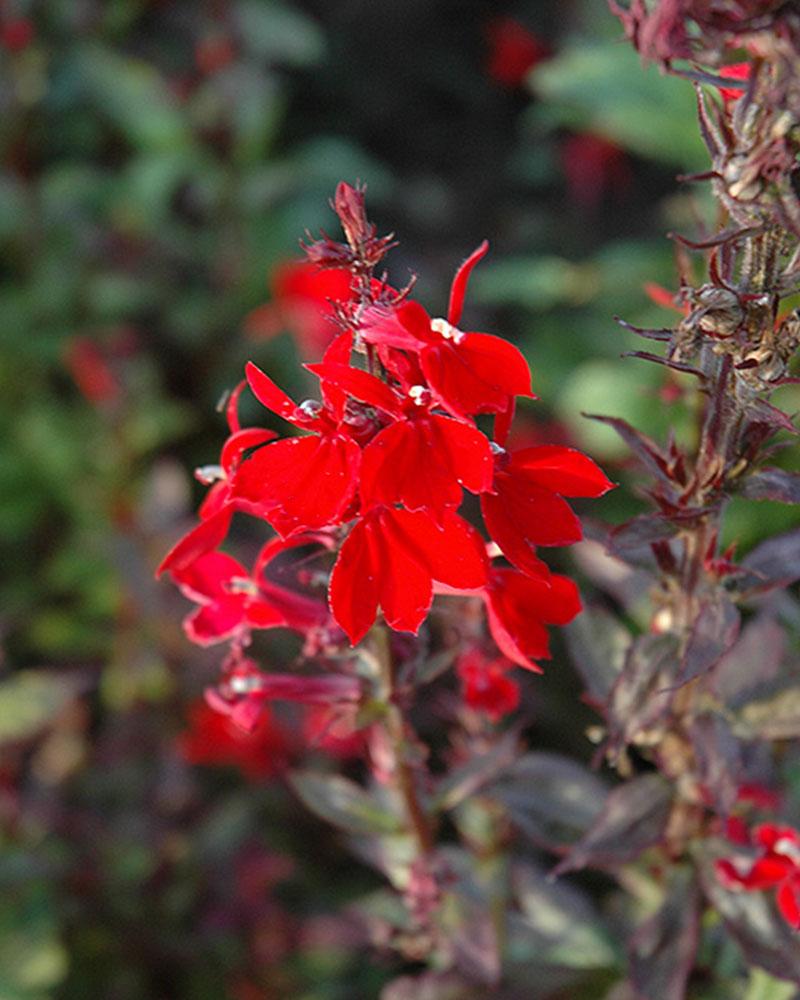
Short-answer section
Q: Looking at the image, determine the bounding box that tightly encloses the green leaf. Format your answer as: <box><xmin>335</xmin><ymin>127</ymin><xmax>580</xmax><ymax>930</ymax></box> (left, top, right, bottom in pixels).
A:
<box><xmin>529</xmin><ymin>42</ymin><xmax>707</xmax><ymax>169</ymax></box>
<box><xmin>0</xmin><ymin>671</ymin><xmax>82</xmax><ymax>745</ymax></box>
<box><xmin>235</xmin><ymin>0</ymin><xmax>326</xmax><ymax>67</ymax></box>
<box><xmin>78</xmin><ymin>46</ymin><xmax>192</xmax><ymax>151</ymax></box>
<box><xmin>288</xmin><ymin>771</ymin><xmax>403</xmax><ymax>835</ymax></box>
<box><xmin>0</xmin><ymin>885</ymin><xmax>68</xmax><ymax>998</ymax></box>
<box><xmin>743</xmin><ymin>968</ymin><xmax>799</xmax><ymax>1000</ymax></box>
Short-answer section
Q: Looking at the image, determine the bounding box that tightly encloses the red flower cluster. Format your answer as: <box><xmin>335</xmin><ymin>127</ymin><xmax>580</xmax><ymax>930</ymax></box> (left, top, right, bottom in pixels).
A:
<box><xmin>717</xmin><ymin>823</ymin><xmax>800</xmax><ymax>930</ymax></box>
<box><xmin>159</xmin><ymin>183</ymin><xmax>612</xmax><ymax>725</ymax></box>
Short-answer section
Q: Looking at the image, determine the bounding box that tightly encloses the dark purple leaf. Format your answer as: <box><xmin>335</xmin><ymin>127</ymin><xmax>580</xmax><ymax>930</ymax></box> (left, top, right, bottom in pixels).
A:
<box><xmin>739</xmin><ymin>527</ymin><xmax>800</xmax><ymax>592</ymax></box>
<box><xmin>583</xmin><ymin>414</ymin><xmax>673</xmax><ymax>486</ymax></box>
<box><xmin>700</xmin><ymin>844</ymin><xmax>800</xmax><ymax>982</ymax></box>
<box><xmin>712</xmin><ymin>617</ymin><xmax>786</xmax><ymax>706</ymax></box>
<box><xmin>434</xmin><ymin>729</ymin><xmax>519</xmax><ymax>812</ymax></box>
<box><xmin>629</xmin><ymin>867</ymin><xmax>701</xmax><ymax>1000</ymax></box>
<box><xmin>553</xmin><ymin>774</ymin><xmax>673</xmax><ymax>875</ymax></box>
<box><xmin>565</xmin><ymin>605</ymin><xmax>630</xmax><ymax>709</ymax></box>
<box><xmin>680</xmin><ymin>594</ymin><xmax>740</xmax><ymax>684</ymax></box>
<box><xmin>740</xmin><ymin>468</ymin><xmax>800</xmax><ymax>503</ymax></box>
<box><xmin>381</xmin><ymin>972</ymin><xmax>473</xmax><ymax>1000</ymax></box>
<box><xmin>689</xmin><ymin>713</ymin><xmax>741</xmax><ymax>815</ymax></box>
<box><xmin>608</xmin><ymin>514</ymin><xmax>678</xmax><ymax>562</ymax></box>
<box><xmin>607</xmin><ymin>634</ymin><xmax>677</xmax><ymax>751</ymax></box>
<box><xmin>743</xmin><ymin>399</ymin><xmax>797</xmax><ymax>436</ymax></box>
<box><xmin>490</xmin><ymin>753</ymin><xmax>607</xmax><ymax>853</ymax></box>
<box><xmin>624</xmin><ymin>350</ymin><xmax>703</xmax><ymax>378</ymax></box>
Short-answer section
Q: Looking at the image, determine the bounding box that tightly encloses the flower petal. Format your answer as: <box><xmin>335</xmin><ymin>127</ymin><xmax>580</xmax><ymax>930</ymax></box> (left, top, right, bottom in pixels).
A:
<box><xmin>510</xmin><ymin>445</ymin><xmax>615</xmax><ymax>497</ymax></box>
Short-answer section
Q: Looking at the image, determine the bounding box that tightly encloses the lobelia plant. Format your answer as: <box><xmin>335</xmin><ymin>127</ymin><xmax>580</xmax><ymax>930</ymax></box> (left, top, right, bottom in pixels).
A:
<box><xmin>158</xmin><ymin>181</ymin><xmax>614</xmax><ymax>993</ymax></box>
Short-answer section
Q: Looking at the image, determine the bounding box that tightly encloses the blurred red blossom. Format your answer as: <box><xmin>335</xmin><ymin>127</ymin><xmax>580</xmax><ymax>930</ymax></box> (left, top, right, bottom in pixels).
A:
<box><xmin>178</xmin><ymin>699</ymin><xmax>293</xmax><ymax>780</ymax></box>
<box><xmin>561</xmin><ymin>133</ymin><xmax>632</xmax><ymax>210</ymax></box>
<box><xmin>717</xmin><ymin>823</ymin><xmax>800</xmax><ymax>930</ymax></box>
<box><xmin>457</xmin><ymin>649</ymin><xmax>520</xmax><ymax>721</ymax></box>
<box><xmin>485</xmin><ymin>17</ymin><xmax>551</xmax><ymax>88</ymax></box>
<box><xmin>0</xmin><ymin>16</ymin><xmax>34</xmax><ymax>52</ymax></box>
<box><xmin>64</xmin><ymin>337</ymin><xmax>121</xmax><ymax>406</ymax></box>
<box><xmin>245</xmin><ymin>261</ymin><xmax>355</xmax><ymax>358</ymax></box>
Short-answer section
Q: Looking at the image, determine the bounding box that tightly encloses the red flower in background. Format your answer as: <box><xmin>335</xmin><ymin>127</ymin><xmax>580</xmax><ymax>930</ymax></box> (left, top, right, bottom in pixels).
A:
<box><xmin>457</xmin><ymin>649</ymin><xmax>520</xmax><ymax>720</ymax></box>
<box><xmin>0</xmin><ymin>17</ymin><xmax>34</xmax><ymax>52</ymax></box>
<box><xmin>178</xmin><ymin>699</ymin><xmax>293</xmax><ymax>780</ymax></box>
<box><xmin>561</xmin><ymin>133</ymin><xmax>632</xmax><ymax>210</ymax></box>
<box><xmin>717</xmin><ymin>823</ymin><xmax>800</xmax><ymax>930</ymax></box>
<box><xmin>717</xmin><ymin>61</ymin><xmax>751</xmax><ymax>104</ymax></box>
<box><xmin>64</xmin><ymin>337</ymin><xmax>121</xmax><ymax>406</ymax></box>
<box><xmin>245</xmin><ymin>260</ymin><xmax>355</xmax><ymax>358</ymax></box>
<box><xmin>485</xmin><ymin>17</ymin><xmax>551</xmax><ymax>88</ymax></box>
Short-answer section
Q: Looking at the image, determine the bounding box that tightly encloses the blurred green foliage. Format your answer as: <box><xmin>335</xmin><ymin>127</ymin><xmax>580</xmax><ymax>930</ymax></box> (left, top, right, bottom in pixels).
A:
<box><xmin>1</xmin><ymin>1</ymin><xmax>797</xmax><ymax>997</ymax></box>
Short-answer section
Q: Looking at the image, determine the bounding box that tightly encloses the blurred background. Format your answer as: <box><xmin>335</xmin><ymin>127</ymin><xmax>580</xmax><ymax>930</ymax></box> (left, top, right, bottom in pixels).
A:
<box><xmin>2</xmin><ymin>1</ymin><xmax>799</xmax><ymax>997</ymax></box>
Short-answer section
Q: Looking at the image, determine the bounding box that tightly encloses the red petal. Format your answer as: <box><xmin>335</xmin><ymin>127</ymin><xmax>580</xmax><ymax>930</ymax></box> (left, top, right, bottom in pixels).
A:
<box><xmin>482</xmin><ymin>470</ymin><xmax>581</xmax><ymax>574</ymax></box>
<box><xmin>360</xmin><ymin>301</ymin><xmax>432</xmax><ymax>351</ymax></box>
<box><xmin>157</xmin><ymin>507</ymin><xmax>233</xmax><ymax>577</ymax></box>
<box><xmin>319</xmin><ymin>331</ymin><xmax>355</xmax><ymax>417</ymax></box>
<box><xmin>447</xmin><ymin>240</ymin><xmax>489</xmax><ymax>327</ymax></box>
<box><xmin>220</xmin><ymin>427</ymin><xmax>277</xmax><ymax>475</ymax></box>
<box><xmin>483</xmin><ymin>568</ymin><xmax>580</xmax><ymax>671</ymax></box>
<box><xmin>233</xmin><ymin>433</ymin><xmax>360</xmax><ymax>536</ymax></box>
<box><xmin>360</xmin><ymin>414</ymin><xmax>492</xmax><ymax>519</ymax></box>
<box><xmin>755</xmin><ymin>824</ymin><xmax>800</xmax><ymax>852</ymax></box>
<box><xmin>306</xmin><ymin>362</ymin><xmax>403</xmax><ymax>417</ymax></box>
<box><xmin>776</xmin><ymin>875</ymin><xmax>800</xmax><ymax>929</ymax></box>
<box><xmin>509</xmin><ymin>445</ymin><xmax>615</xmax><ymax>497</ymax></box>
<box><xmin>329</xmin><ymin>518</ymin><xmax>379</xmax><ymax>644</ymax></box>
<box><xmin>172</xmin><ymin>550</ymin><xmax>246</xmax><ymax>601</ymax></box>
<box><xmin>422</xmin><ymin>332</ymin><xmax>533</xmax><ymax>416</ymax></box>
<box><xmin>404</xmin><ymin>509</ymin><xmax>489</xmax><ymax>590</ymax></box>
<box><xmin>245</xmin><ymin>362</ymin><xmax>299</xmax><ymax>423</ymax></box>
<box><xmin>745</xmin><ymin>855</ymin><xmax>797</xmax><ymax>888</ymax></box>
<box><xmin>225</xmin><ymin>380</ymin><xmax>247</xmax><ymax>433</ymax></box>
<box><xmin>185</xmin><ymin>596</ymin><xmax>249</xmax><ymax>645</ymax></box>
<box><xmin>374</xmin><ymin>511</ymin><xmax>433</xmax><ymax>633</ymax></box>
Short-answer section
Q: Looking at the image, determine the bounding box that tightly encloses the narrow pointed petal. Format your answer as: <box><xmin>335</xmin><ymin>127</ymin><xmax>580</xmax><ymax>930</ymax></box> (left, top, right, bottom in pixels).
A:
<box><xmin>157</xmin><ymin>507</ymin><xmax>233</xmax><ymax>577</ymax></box>
<box><xmin>306</xmin><ymin>362</ymin><xmax>403</xmax><ymax>416</ymax></box>
<box><xmin>220</xmin><ymin>427</ymin><xmax>277</xmax><ymax>475</ymax></box>
<box><xmin>245</xmin><ymin>361</ymin><xmax>300</xmax><ymax>422</ymax></box>
<box><xmin>510</xmin><ymin>445</ymin><xmax>615</xmax><ymax>497</ymax></box>
<box><xmin>447</xmin><ymin>240</ymin><xmax>489</xmax><ymax>327</ymax></box>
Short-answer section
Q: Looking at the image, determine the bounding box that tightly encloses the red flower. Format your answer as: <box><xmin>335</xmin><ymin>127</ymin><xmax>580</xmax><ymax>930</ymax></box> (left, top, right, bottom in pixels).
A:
<box><xmin>244</xmin><ymin>260</ymin><xmax>356</xmax><ymax>359</ymax></box>
<box><xmin>303</xmin><ymin>703</ymin><xmax>367</xmax><ymax>758</ymax></box>
<box><xmin>232</xmin><ymin>362</ymin><xmax>361</xmax><ymax>536</ymax></box>
<box><xmin>329</xmin><ymin>506</ymin><xmax>488</xmax><ymax>644</ymax></box>
<box><xmin>163</xmin><ymin>534</ymin><xmax>329</xmax><ymax>646</ymax></box>
<box><xmin>360</xmin><ymin>243</ymin><xmax>534</xmax><ymax>419</ymax></box>
<box><xmin>716</xmin><ymin>823</ymin><xmax>800</xmax><ymax>930</ymax></box>
<box><xmin>178</xmin><ymin>698</ymin><xmax>292</xmax><ymax>780</ymax></box>
<box><xmin>457</xmin><ymin>649</ymin><xmax>520</xmax><ymax>720</ymax></box>
<box><xmin>481</xmin><ymin>445</ymin><xmax>614</xmax><ymax>575</ymax></box>
<box><xmin>206</xmin><ymin>655</ymin><xmax>362</xmax><ymax>733</ymax></box>
<box><xmin>483</xmin><ymin>565</ymin><xmax>582</xmax><ymax>671</ymax></box>
<box><xmin>485</xmin><ymin>17</ymin><xmax>550</xmax><ymax>89</ymax></box>
<box><xmin>64</xmin><ymin>337</ymin><xmax>121</xmax><ymax>406</ymax></box>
